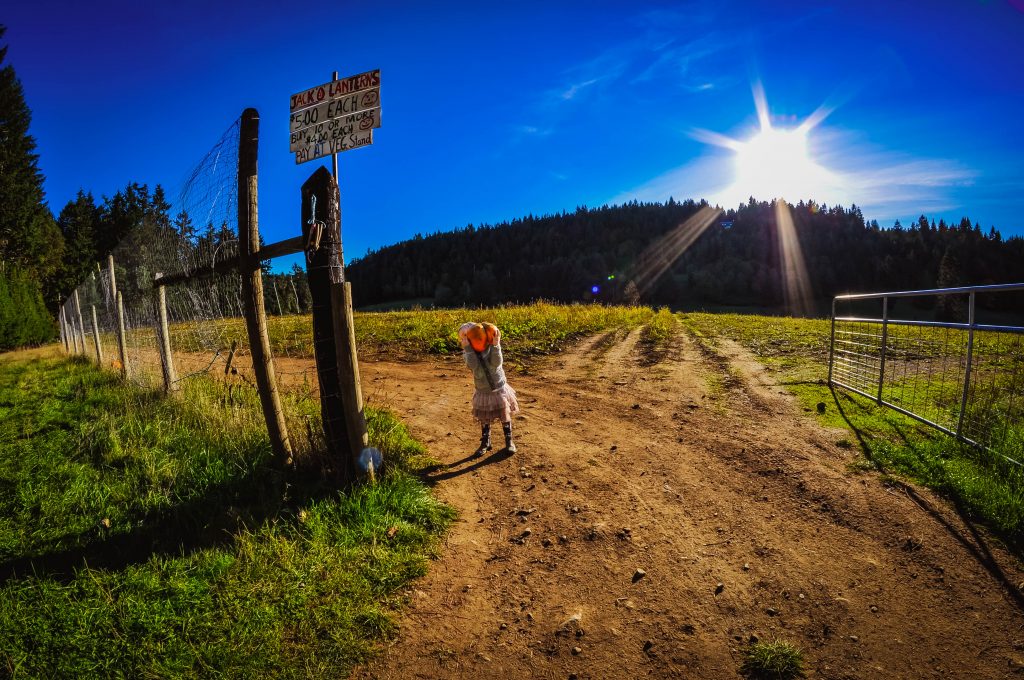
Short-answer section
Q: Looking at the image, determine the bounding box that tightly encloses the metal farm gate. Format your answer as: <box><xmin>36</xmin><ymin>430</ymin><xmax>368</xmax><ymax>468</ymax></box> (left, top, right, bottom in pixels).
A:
<box><xmin>828</xmin><ymin>283</ymin><xmax>1024</xmax><ymax>464</ymax></box>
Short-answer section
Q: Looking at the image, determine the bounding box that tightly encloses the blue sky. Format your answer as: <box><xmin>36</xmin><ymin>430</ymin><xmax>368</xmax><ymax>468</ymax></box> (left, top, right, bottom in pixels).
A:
<box><xmin>4</xmin><ymin>0</ymin><xmax>1024</xmax><ymax>271</ymax></box>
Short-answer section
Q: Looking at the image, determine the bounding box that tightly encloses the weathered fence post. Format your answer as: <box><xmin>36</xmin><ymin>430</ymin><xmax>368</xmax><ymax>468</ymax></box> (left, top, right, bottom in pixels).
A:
<box><xmin>73</xmin><ymin>289</ymin><xmax>87</xmax><ymax>354</ymax></box>
<box><xmin>154</xmin><ymin>275</ymin><xmax>179</xmax><ymax>392</ymax></box>
<box><xmin>68</xmin><ymin>303</ymin><xmax>80</xmax><ymax>354</ymax></box>
<box><xmin>107</xmin><ymin>255</ymin><xmax>117</xmax><ymax>304</ymax></box>
<box><xmin>58</xmin><ymin>304</ymin><xmax>68</xmax><ymax>353</ymax></box>
<box><xmin>91</xmin><ymin>305</ymin><xmax>104</xmax><ymax>365</ymax></box>
<box><xmin>290</xmin><ymin>279</ymin><xmax>301</xmax><ymax>313</ymax></box>
<box><xmin>65</xmin><ymin>304</ymin><xmax>76</xmax><ymax>354</ymax></box>
<box><xmin>115</xmin><ymin>291</ymin><xmax>129</xmax><ymax>379</ymax></box>
<box><xmin>272</xmin><ymin>279</ymin><xmax>283</xmax><ymax>315</ymax></box>
<box><xmin>237</xmin><ymin>108</ymin><xmax>294</xmax><ymax>466</ymax></box>
<box><xmin>302</xmin><ymin>166</ymin><xmax>362</xmax><ymax>482</ymax></box>
<box><xmin>332</xmin><ymin>281</ymin><xmax>368</xmax><ymax>456</ymax></box>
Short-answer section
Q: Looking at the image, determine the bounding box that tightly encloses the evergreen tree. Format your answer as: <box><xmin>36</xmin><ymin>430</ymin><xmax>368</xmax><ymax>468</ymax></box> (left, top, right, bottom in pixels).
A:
<box><xmin>56</xmin><ymin>190</ymin><xmax>101</xmax><ymax>295</ymax></box>
<box><xmin>0</xmin><ymin>266</ymin><xmax>54</xmax><ymax>349</ymax></box>
<box><xmin>936</xmin><ymin>247</ymin><xmax>965</xmax><ymax>321</ymax></box>
<box><xmin>0</xmin><ymin>26</ymin><xmax>64</xmax><ymax>292</ymax></box>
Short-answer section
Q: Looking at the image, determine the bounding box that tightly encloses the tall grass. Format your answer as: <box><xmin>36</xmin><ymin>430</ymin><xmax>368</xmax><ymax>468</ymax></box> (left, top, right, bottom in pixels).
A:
<box><xmin>160</xmin><ymin>302</ymin><xmax>656</xmax><ymax>364</ymax></box>
<box><xmin>0</xmin><ymin>353</ymin><xmax>454</xmax><ymax>678</ymax></box>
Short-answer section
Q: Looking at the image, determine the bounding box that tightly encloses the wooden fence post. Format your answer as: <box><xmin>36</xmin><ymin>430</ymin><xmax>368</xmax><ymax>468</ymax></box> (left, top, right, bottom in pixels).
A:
<box><xmin>272</xmin><ymin>279</ymin><xmax>283</xmax><ymax>316</ymax></box>
<box><xmin>237</xmin><ymin>108</ymin><xmax>294</xmax><ymax>466</ymax></box>
<box><xmin>107</xmin><ymin>254</ymin><xmax>117</xmax><ymax>304</ymax></box>
<box><xmin>116</xmin><ymin>291</ymin><xmax>129</xmax><ymax>379</ymax></box>
<box><xmin>65</xmin><ymin>304</ymin><xmax>76</xmax><ymax>354</ymax></box>
<box><xmin>332</xmin><ymin>281</ymin><xmax>368</xmax><ymax>457</ymax></box>
<box><xmin>154</xmin><ymin>277</ymin><xmax>178</xmax><ymax>392</ymax></box>
<box><xmin>58</xmin><ymin>304</ymin><xmax>68</xmax><ymax>353</ymax></box>
<box><xmin>73</xmin><ymin>289</ymin><xmax>86</xmax><ymax>354</ymax></box>
<box><xmin>71</xmin><ymin>303</ymin><xmax>81</xmax><ymax>352</ymax></box>
<box><xmin>302</xmin><ymin>166</ymin><xmax>357</xmax><ymax>483</ymax></box>
<box><xmin>291</xmin><ymin>279</ymin><xmax>301</xmax><ymax>313</ymax></box>
<box><xmin>91</xmin><ymin>305</ymin><xmax>104</xmax><ymax>365</ymax></box>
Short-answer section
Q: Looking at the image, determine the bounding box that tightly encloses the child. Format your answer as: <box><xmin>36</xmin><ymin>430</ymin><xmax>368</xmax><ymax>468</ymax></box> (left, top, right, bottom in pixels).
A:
<box><xmin>459</xmin><ymin>321</ymin><xmax>520</xmax><ymax>455</ymax></box>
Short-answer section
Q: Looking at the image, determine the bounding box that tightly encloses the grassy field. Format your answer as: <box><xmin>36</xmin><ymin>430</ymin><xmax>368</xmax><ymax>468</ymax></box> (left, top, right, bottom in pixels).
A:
<box><xmin>680</xmin><ymin>312</ymin><xmax>1024</xmax><ymax>543</ymax></box>
<box><xmin>153</xmin><ymin>302</ymin><xmax>656</xmax><ymax>367</ymax></box>
<box><xmin>0</xmin><ymin>351</ymin><xmax>454</xmax><ymax>678</ymax></box>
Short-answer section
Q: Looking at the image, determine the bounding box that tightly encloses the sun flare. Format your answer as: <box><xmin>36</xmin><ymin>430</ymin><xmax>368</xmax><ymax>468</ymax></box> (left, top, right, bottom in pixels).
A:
<box><xmin>734</xmin><ymin>126</ymin><xmax>822</xmax><ymax>202</ymax></box>
<box><xmin>698</xmin><ymin>87</ymin><xmax>842</xmax><ymax>207</ymax></box>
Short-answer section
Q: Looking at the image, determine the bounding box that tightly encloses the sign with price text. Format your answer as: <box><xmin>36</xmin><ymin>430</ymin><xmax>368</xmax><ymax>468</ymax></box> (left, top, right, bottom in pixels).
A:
<box><xmin>290</xmin><ymin>69</ymin><xmax>380</xmax><ymax>164</ymax></box>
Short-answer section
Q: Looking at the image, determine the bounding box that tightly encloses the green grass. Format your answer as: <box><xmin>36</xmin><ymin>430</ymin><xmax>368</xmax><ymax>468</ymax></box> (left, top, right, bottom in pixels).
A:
<box><xmin>0</xmin><ymin>352</ymin><xmax>454</xmax><ymax>678</ymax></box>
<box><xmin>680</xmin><ymin>312</ymin><xmax>1024</xmax><ymax>544</ymax></box>
<box><xmin>741</xmin><ymin>640</ymin><xmax>805</xmax><ymax>679</ymax></box>
<box><xmin>157</xmin><ymin>302</ymin><xmax>656</xmax><ymax>367</ymax></box>
<box><xmin>641</xmin><ymin>307</ymin><xmax>676</xmax><ymax>346</ymax></box>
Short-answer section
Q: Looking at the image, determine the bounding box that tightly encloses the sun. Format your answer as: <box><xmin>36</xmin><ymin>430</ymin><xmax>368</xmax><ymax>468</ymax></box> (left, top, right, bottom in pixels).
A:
<box><xmin>734</xmin><ymin>126</ymin><xmax>814</xmax><ymax>201</ymax></box>
<box><xmin>698</xmin><ymin>86</ymin><xmax>842</xmax><ymax>206</ymax></box>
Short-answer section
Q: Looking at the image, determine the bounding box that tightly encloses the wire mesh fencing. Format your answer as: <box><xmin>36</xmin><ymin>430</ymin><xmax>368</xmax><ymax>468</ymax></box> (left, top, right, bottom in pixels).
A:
<box><xmin>58</xmin><ymin>116</ymin><xmax>330</xmax><ymax>462</ymax></box>
<box><xmin>829</xmin><ymin>284</ymin><xmax>1024</xmax><ymax>464</ymax></box>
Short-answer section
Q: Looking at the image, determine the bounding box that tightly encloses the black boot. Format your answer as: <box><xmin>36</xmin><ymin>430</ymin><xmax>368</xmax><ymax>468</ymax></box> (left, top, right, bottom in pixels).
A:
<box><xmin>475</xmin><ymin>423</ymin><xmax>492</xmax><ymax>457</ymax></box>
<box><xmin>502</xmin><ymin>421</ymin><xmax>516</xmax><ymax>453</ymax></box>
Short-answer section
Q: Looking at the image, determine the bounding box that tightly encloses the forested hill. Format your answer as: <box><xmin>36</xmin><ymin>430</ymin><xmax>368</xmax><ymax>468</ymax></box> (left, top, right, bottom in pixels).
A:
<box><xmin>347</xmin><ymin>198</ymin><xmax>1024</xmax><ymax>314</ymax></box>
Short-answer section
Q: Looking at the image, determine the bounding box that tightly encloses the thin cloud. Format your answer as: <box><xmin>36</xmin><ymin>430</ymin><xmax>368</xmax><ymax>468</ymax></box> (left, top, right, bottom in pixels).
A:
<box><xmin>516</xmin><ymin>124</ymin><xmax>553</xmax><ymax>137</ymax></box>
<box><xmin>611</xmin><ymin>124</ymin><xmax>975</xmax><ymax>221</ymax></box>
<box><xmin>560</xmin><ymin>78</ymin><xmax>599</xmax><ymax>100</ymax></box>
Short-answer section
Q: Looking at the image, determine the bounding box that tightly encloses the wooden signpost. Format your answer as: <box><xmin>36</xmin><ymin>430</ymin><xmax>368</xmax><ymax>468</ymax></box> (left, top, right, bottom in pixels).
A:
<box><xmin>291</xmin><ymin>69</ymin><xmax>376</xmax><ymax>482</ymax></box>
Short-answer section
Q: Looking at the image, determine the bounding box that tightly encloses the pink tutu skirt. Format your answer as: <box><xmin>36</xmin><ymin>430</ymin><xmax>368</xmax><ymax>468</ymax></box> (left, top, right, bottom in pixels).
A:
<box><xmin>472</xmin><ymin>384</ymin><xmax>520</xmax><ymax>424</ymax></box>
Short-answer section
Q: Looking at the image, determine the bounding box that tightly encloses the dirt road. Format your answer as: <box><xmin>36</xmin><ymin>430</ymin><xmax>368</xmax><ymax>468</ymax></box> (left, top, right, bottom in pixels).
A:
<box><xmin>352</xmin><ymin>328</ymin><xmax>1024</xmax><ymax>679</ymax></box>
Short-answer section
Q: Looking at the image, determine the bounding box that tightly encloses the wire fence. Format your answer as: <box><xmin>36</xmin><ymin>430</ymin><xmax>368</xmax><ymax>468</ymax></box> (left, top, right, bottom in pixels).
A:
<box><xmin>828</xmin><ymin>284</ymin><xmax>1024</xmax><ymax>465</ymax></box>
<box><xmin>58</xmin><ymin>115</ymin><xmax>332</xmax><ymax>463</ymax></box>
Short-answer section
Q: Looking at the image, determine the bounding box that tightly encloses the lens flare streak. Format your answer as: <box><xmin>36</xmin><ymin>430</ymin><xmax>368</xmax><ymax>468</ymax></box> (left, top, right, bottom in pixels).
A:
<box><xmin>627</xmin><ymin>206</ymin><xmax>723</xmax><ymax>297</ymax></box>
<box><xmin>774</xmin><ymin>199</ymin><xmax>814</xmax><ymax>316</ymax></box>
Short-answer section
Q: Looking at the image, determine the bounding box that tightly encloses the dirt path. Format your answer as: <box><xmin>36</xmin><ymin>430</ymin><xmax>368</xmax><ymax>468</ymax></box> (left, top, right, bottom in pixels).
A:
<box><xmin>352</xmin><ymin>328</ymin><xmax>1024</xmax><ymax>679</ymax></box>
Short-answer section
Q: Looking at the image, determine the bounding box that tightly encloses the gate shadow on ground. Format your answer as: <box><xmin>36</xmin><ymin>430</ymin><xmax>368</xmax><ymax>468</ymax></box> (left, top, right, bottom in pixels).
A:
<box><xmin>421</xmin><ymin>447</ymin><xmax>514</xmax><ymax>485</ymax></box>
<box><xmin>0</xmin><ymin>463</ymin><xmax>336</xmax><ymax>587</ymax></box>
<box><xmin>830</xmin><ymin>387</ymin><xmax>1024</xmax><ymax>613</ymax></box>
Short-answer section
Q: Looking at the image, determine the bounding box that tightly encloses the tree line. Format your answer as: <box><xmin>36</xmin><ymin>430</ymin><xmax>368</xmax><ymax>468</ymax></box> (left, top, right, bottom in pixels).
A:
<box><xmin>0</xmin><ymin>26</ymin><xmax>312</xmax><ymax>350</ymax></box>
<box><xmin>346</xmin><ymin>198</ymin><xmax>1024</xmax><ymax>317</ymax></box>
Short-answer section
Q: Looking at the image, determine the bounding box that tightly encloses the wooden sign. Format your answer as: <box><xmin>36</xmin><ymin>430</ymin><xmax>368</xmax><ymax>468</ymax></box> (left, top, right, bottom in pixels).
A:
<box><xmin>289</xmin><ymin>108</ymin><xmax>381</xmax><ymax>152</ymax></box>
<box><xmin>295</xmin><ymin>129</ymin><xmax>373</xmax><ymax>165</ymax></box>
<box><xmin>290</xmin><ymin>69</ymin><xmax>380</xmax><ymax>164</ymax></box>
<box><xmin>290</xmin><ymin>69</ymin><xmax>380</xmax><ymax>113</ymax></box>
<box><xmin>289</xmin><ymin>88</ymin><xmax>380</xmax><ymax>134</ymax></box>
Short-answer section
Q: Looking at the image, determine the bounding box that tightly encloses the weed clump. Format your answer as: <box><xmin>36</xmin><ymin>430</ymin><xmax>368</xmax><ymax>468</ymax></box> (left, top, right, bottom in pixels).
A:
<box><xmin>741</xmin><ymin>639</ymin><xmax>805</xmax><ymax>679</ymax></box>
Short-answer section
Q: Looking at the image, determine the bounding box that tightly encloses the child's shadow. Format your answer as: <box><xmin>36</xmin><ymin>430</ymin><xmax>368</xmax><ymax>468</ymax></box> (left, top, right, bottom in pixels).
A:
<box><xmin>421</xmin><ymin>447</ymin><xmax>514</xmax><ymax>484</ymax></box>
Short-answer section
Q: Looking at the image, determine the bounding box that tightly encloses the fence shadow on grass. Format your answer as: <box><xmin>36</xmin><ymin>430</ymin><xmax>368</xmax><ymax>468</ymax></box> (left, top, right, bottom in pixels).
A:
<box><xmin>0</xmin><ymin>463</ymin><xmax>336</xmax><ymax>587</ymax></box>
<box><xmin>830</xmin><ymin>386</ymin><xmax>1024</xmax><ymax>613</ymax></box>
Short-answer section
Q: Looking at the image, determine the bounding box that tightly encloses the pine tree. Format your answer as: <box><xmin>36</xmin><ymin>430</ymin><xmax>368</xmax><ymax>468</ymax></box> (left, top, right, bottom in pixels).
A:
<box><xmin>56</xmin><ymin>190</ymin><xmax>101</xmax><ymax>294</ymax></box>
<box><xmin>0</xmin><ymin>26</ymin><xmax>64</xmax><ymax>289</ymax></box>
<box><xmin>936</xmin><ymin>247</ymin><xmax>965</xmax><ymax>321</ymax></box>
